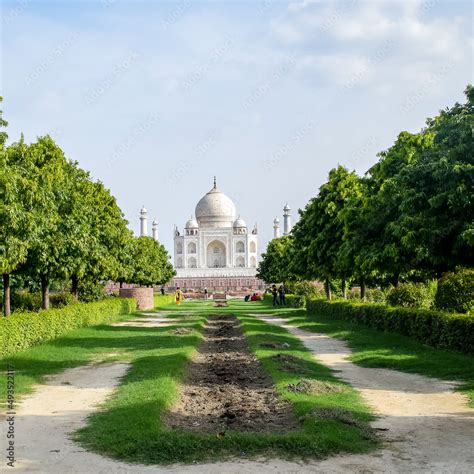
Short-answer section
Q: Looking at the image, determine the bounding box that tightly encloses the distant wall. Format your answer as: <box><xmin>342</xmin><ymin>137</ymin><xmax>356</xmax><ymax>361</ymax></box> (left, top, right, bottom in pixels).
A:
<box><xmin>119</xmin><ymin>288</ymin><xmax>154</xmax><ymax>310</ymax></box>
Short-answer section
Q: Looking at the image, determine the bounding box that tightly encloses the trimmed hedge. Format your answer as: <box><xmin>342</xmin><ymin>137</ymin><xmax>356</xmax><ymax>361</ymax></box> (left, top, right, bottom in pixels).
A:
<box><xmin>306</xmin><ymin>299</ymin><xmax>474</xmax><ymax>354</ymax></box>
<box><xmin>153</xmin><ymin>293</ymin><xmax>175</xmax><ymax>307</ymax></box>
<box><xmin>0</xmin><ymin>298</ymin><xmax>136</xmax><ymax>358</ymax></box>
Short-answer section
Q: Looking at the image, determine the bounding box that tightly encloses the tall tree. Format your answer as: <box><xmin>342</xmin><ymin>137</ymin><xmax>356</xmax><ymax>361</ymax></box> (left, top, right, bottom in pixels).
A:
<box><xmin>0</xmin><ymin>138</ymin><xmax>38</xmax><ymax>315</ymax></box>
<box><xmin>257</xmin><ymin>235</ymin><xmax>296</xmax><ymax>283</ymax></box>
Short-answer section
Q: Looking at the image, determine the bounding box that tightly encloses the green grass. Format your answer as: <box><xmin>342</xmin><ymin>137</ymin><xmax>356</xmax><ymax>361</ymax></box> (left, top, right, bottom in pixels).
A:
<box><xmin>0</xmin><ymin>298</ymin><xmax>378</xmax><ymax>464</ymax></box>
<box><xmin>75</xmin><ymin>300</ymin><xmax>376</xmax><ymax>464</ymax></box>
<box><xmin>275</xmin><ymin>305</ymin><xmax>474</xmax><ymax>407</ymax></box>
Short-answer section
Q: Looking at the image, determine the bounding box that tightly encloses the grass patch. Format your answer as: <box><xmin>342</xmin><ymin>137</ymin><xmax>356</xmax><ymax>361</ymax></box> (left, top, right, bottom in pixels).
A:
<box><xmin>278</xmin><ymin>307</ymin><xmax>474</xmax><ymax>407</ymax></box>
<box><xmin>75</xmin><ymin>300</ymin><xmax>376</xmax><ymax>465</ymax></box>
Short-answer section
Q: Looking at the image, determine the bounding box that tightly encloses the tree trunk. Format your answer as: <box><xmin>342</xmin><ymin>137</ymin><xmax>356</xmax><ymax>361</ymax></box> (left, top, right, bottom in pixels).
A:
<box><xmin>360</xmin><ymin>277</ymin><xmax>366</xmax><ymax>301</ymax></box>
<box><xmin>325</xmin><ymin>278</ymin><xmax>332</xmax><ymax>301</ymax></box>
<box><xmin>393</xmin><ymin>272</ymin><xmax>400</xmax><ymax>287</ymax></box>
<box><xmin>119</xmin><ymin>281</ymin><xmax>123</xmax><ymax>289</ymax></box>
<box><xmin>3</xmin><ymin>273</ymin><xmax>11</xmax><ymax>317</ymax></box>
<box><xmin>41</xmin><ymin>275</ymin><xmax>50</xmax><ymax>310</ymax></box>
<box><xmin>341</xmin><ymin>278</ymin><xmax>347</xmax><ymax>299</ymax></box>
<box><xmin>71</xmin><ymin>275</ymin><xmax>79</xmax><ymax>299</ymax></box>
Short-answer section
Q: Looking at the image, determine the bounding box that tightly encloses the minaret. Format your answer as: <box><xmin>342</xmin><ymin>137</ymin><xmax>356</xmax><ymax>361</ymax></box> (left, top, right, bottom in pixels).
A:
<box><xmin>273</xmin><ymin>217</ymin><xmax>281</xmax><ymax>238</ymax></box>
<box><xmin>283</xmin><ymin>203</ymin><xmax>291</xmax><ymax>235</ymax></box>
<box><xmin>152</xmin><ymin>220</ymin><xmax>159</xmax><ymax>241</ymax></box>
<box><xmin>139</xmin><ymin>206</ymin><xmax>148</xmax><ymax>236</ymax></box>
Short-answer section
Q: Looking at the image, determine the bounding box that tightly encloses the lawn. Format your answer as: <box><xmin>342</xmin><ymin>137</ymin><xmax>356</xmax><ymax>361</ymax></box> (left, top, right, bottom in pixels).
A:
<box><xmin>75</xmin><ymin>299</ymin><xmax>377</xmax><ymax>464</ymax></box>
<box><xmin>272</xmin><ymin>304</ymin><xmax>474</xmax><ymax>407</ymax></box>
<box><xmin>0</xmin><ymin>299</ymin><xmax>378</xmax><ymax>464</ymax></box>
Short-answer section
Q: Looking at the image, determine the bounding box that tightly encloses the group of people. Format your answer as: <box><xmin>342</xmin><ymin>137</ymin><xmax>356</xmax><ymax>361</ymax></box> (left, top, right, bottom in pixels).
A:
<box><xmin>271</xmin><ymin>283</ymin><xmax>286</xmax><ymax>306</ymax></box>
<box><xmin>244</xmin><ymin>293</ymin><xmax>261</xmax><ymax>302</ymax></box>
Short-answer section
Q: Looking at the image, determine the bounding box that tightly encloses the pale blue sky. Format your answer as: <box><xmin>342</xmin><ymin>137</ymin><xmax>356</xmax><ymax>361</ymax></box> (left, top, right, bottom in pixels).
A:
<box><xmin>1</xmin><ymin>0</ymin><xmax>472</xmax><ymax>255</ymax></box>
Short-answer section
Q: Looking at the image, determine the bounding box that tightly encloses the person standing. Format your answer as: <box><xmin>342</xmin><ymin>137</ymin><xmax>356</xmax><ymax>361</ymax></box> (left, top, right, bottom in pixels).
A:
<box><xmin>272</xmin><ymin>284</ymin><xmax>280</xmax><ymax>306</ymax></box>
<box><xmin>175</xmin><ymin>287</ymin><xmax>184</xmax><ymax>305</ymax></box>
<box><xmin>204</xmin><ymin>287</ymin><xmax>208</xmax><ymax>300</ymax></box>
<box><xmin>278</xmin><ymin>284</ymin><xmax>286</xmax><ymax>306</ymax></box>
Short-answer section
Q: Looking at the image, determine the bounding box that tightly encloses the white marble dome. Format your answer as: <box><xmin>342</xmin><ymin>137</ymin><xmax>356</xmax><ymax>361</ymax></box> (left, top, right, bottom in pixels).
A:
<box><xmin>185</xmin><ymin>216</ymin><xmax>199</xmax><ymax>229</ymax></box>
<box><xmin>233</xmin><ymin>216</ymin><xmax>246</xmax><ymax>228</ymax></box>
<box><xmin>195</xmin><ymin>183</ymin><xmax>236</xmax><ymax>228</ymax></box>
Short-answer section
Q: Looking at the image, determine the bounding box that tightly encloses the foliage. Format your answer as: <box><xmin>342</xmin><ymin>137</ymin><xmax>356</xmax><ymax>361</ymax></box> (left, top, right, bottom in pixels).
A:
<box><xmin>289</xmin><ymin>280</ymin><xmax>325</xmax><ymax>300</ymax></box>
<box><xmin>306</xmin><ymin>299</ymin><xmax>474</xmax><ymax>354</ymax></box>
<box><xmin>127</xmin><ymin>236</ymin><xmax>175</xmax><ymax>287</ymax></box>
<box><xmin>435</xmin><ymin>268</ymin><xmax>474</xmax><ymax>314</ymax></box>
<box><xmin>0</xmin><ymin>298</ymin><xmax>136</xmax><ymax>358</ymax></box>
<box><xmin>385</xmin><ymin>281</ymin><xmax>436</xmax><ymax>309</ymax></box>
<box><xmin>11</xmin><ymin>290</ymin><xmax>42</xmax><ymax>312</ymax></box>
<box><xmin>76</xmin><ymin>281</ymin><xmax>107</xmax><ymax>303</ymax></box>
<box><xmin>50</xmin><ymin>291</ymin><xmax>77</xmax><ymax>308</ymax></box>
<box><xmin>257</xmin><ymin>235</ymin><xmax>296</xmax><ymax>283</ymax></box>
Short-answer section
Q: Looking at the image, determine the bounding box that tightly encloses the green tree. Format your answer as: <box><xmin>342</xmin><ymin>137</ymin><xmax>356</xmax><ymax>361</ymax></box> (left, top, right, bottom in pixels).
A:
<box><xmin>292</xmin><ymin>166</ymin><xmax>362</xmax><ymax>299</ymax></box>
<box><xmin>0</xmin><ymin>138</ymin><xmax>38</xmax><ymax>315</ymax></box>
<box><xmin>395</xmin><ymin>85</ymin><xmax>474</xmax><ymax>274</ymax></box>
<box><xmin>257</xmin><ymin>235</ymin><xmax>296</xmax><ymax>283</ymax></box>
<box><xmin>128</xmin><ymin>236</ymin><xmax>175</xmax><ymax>287</ymax></box>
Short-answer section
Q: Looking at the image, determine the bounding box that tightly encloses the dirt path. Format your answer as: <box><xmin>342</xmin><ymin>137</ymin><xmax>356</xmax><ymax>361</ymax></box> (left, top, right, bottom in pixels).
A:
<box><xmin>254</xmin><ymin>314</ymin><xmax>474</xmax><ymax>472</ymax></box>
<box><xmin>164</xmin><ymin>315</ymin><xmax>297</xmax><ymax>433</ymax></box>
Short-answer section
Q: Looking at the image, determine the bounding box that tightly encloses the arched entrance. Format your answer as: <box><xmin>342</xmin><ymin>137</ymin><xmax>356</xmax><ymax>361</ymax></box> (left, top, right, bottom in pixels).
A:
<box><xmin>207</xmin><ymin>240</ymin><xmax>226</xmax><ymax>268</ymax></box>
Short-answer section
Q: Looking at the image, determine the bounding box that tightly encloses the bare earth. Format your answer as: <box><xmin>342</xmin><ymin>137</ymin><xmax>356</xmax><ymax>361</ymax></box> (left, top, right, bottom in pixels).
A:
<box><xmin>2</xmin><ymin>312</ymin><xmax>473</xmax><ymax>473</ymax></box>
<box><xmin>164</xmin><ymin>315</ymin><xmax>297</xmax><ymax>433</ymax></box>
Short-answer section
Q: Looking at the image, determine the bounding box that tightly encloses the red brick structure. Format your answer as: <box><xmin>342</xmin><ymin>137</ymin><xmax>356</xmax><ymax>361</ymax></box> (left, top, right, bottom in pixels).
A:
<box><xmin>167</xmin><ymin>276</ymin><xmax>265</xmax><ymax>292</ymax></box>
<box><xmin>119</xmin><ymin>287</ymin><xmax>154</xmax><ymax>310</ymax></box>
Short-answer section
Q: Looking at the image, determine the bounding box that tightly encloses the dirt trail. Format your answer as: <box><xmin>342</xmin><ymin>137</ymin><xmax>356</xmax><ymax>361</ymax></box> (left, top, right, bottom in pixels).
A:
<box><xmin>254</xmin><ymin>314</ymin><xmax>474</xmax><ymax>472</ymax></box>
<box><xmin>164</xmin><ymin>314</ymin><xmax>297</xmax><ymax>433</ymax></box>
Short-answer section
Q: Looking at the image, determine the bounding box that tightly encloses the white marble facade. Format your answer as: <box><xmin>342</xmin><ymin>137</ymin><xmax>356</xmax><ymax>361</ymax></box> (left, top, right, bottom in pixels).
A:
<box><xmin>173</xmin><ymin>179</ymin><xmax>258</xmax><ymax>278</ymax></box>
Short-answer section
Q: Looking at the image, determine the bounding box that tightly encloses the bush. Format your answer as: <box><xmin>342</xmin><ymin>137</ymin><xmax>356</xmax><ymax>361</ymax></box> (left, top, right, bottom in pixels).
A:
<box><xmin>78</xmin><ymin>280</ymin><xmax>107</xmax><ymax>303</ymax></box>
<box><xmin>435</xmin><ymin>268</ymin><xmax>474</xmax><ymax>314</ymax></box>
<box><xmin>285</xmin><ymin>294</ymin><xmax>306</xmax><ymax>308</ymax></box>
<box><xmin>385</xmin><ymin>281</ymin><xmax>436</xmax><ymax>309</ymax></box>
<box><xmin>153</xmin><ymin>293</ymin><xmax>175</xmax><ymax>307</ymax></box>
<box><xmin>50</xmin><ymin>291</ymin><xmax>77</xmax><ymax>308</ymax></box>
<box><xmin>0</xmin><ymin>298</ymin><xmax>136</xmax><ymax>358</ymax></box>
<box><xmin>290</xmin><ymin>281</ymin><xmax>325</xmax><ymax>300</ymax></box>
<box><xmin>306</xmin><ymin>299</ymin><xmax>474</xmax><ymax>354</ymax></box>
<box><xmin>10</xmin><ymin>290</ymin><xmax>42</xmax><ymax>312</ymax></box>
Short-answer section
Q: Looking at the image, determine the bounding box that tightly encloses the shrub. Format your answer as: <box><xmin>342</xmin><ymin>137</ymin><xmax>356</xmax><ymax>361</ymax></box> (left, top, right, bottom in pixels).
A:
<box><xmin>435</xmin><ymin>268</ymin><xmax>474</xmax><ymax>314</ymax></box>
<box><xmin>385</xmin><ymin>281</ymin><xmax>436</xmax><ymax>309</ymax></box>
<box><xmin>78</xmin><ymin>280</ymin><xmax>107</xmax><ymax>303</ymax></box>
<box><xmin>287</xmin><ymin>281</ymin><xmax>325</xmax><ymax>300</ymax></box>
<box><xmin>0</xmin><ymin>298</ymin><xmax>136</xmax><ymax>358</ymax></box>
<box><xmin>285</xmin><ymin>294</ymin><xmax>306</xmax><ymax>308</ymax></box>
<box><xmin>306</xmin><ymin>299</ymin><xmax>474</xmax><ymax>354</ymax></box>
<box><xmin>11</xmin><ymin>290</ymin><xmax>42</xmax><ymax>312</ymax></box>
<box><xmin>153</xmin><ymin>293</ymin><xmax>175</xmax><ymax>307</ymax></box>
<box><xmin>50</xmin><ymin>291</ymin><xmax>77</xmax><ymax>308</ymax></box>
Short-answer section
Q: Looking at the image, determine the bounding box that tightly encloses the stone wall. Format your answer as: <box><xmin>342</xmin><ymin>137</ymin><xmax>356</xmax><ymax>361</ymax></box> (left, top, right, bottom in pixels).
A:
<box><xmin>119</xmin><ymin>287</ymin><xmax>154</xmax><ymax>310</ymax></box>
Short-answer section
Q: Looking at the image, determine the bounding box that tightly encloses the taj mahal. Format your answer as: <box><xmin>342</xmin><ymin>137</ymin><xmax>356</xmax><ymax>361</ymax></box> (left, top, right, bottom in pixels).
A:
<box><xmin>139</xmin><ymin>178</ymin><xmax>292</xmax><ymax>292</ymax></box>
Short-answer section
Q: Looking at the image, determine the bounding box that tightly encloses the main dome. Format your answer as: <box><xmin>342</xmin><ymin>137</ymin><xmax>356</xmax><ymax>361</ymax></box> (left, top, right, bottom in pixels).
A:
<box><xmin>195</xmin><ymin>181</ymin><xmax>236</xmax><ymax>228</ymax></box>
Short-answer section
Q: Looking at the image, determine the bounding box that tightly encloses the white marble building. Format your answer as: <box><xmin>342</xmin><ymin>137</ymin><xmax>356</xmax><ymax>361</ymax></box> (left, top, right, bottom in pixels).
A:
<box><xmin>171</xmin><ymin>179</ymin><xmax>262</xmax><ymax>290</ymax></box>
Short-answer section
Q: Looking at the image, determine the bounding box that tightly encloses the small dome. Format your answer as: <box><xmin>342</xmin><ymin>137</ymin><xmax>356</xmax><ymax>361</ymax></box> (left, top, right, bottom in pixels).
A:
<box><xmin>273</xmin><ymin>217</ymin><xmax>280</xmax><ymax>224</ymax></box>
<box><xmin>152</xmin><ymin>219</ymin><xmax>158</xmax><ymax>227</ymax></box>
<box><xmin>233</xmin><ymin>216</ymin><xmax>247</xmax><ymax>228</ymax></box>
<box><xmin>140</xmin><ymin>206</ymin><xmax>147</xmax><ymax>214</ymax></box>
<box><xmin>185</xmin><ymin>216</ymin><xmax>199</xmax><ymax>229</ymax></box>
<box><xmin>283</xmin><ymin>203</ymin><xmax>291</xmax><ymax>212</ymax></box>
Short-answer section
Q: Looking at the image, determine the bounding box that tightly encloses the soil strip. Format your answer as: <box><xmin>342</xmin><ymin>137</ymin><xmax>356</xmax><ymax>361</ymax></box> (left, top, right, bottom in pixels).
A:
<box><xmin>164</xmin><ymin>314</ymin><xmax>298</xmax><ymax>433</ymax></box>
